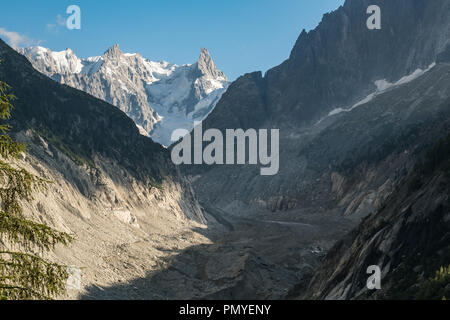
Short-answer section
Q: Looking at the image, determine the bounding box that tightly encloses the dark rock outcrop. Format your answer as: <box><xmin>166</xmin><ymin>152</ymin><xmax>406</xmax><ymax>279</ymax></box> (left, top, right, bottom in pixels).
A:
<box><xmin>300</xmin><ymin>134</ymin><xmax>450</xmax><ymax>300</ymax></box>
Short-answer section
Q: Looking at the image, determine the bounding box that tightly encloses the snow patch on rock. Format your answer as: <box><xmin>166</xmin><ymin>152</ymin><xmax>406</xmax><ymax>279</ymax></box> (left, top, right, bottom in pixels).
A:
<box><xmin>326</xmin><ymin>63</ymin><xmax>436</xmax><ymax>118</ymax></box>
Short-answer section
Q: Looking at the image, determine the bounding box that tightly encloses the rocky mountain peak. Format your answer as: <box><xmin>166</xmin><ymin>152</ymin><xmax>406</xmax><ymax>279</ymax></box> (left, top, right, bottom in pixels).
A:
<box><xmin>62</xmin><ymin>48</ymin><xmax>74</xmax><ymax>56</ymax></box>
<box><xmin>197</xmin><ymin>47</ymin><xmax>227</xmax><ymax>80</ymax></box>
<box><xmin>103</xmin><ymin>43</ymin><xmax>123</xmax><ymax>59</ymax></box>
<box><xmin>199</xmin><ymin>47</ymin><xmax>211</xmax><ymax>60</ymax></box>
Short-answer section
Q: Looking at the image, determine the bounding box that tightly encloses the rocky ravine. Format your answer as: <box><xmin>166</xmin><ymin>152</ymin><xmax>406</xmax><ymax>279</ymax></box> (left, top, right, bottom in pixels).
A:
<box><xmin>2</xmin><ymin>0</ymin><xmax>450</xmax><ymax>300</ymax></box>
<box><xmin>5</xmin><ymin>36</ymin><xmax>337</xmax><ymax>300</ymax></box>
<box><xmin>1</xmin><ymin>35</ymin><xmax>347</xmax><ymax>301</ymax></box>
<box><xmin>129</xmin><ymin>56</ymin><xmax>450</xmax><ymax>301</ymax></box>
<box><xmin>172</xmin><ymin>0</ymin><xmax>450</xmax><ymax>300</ymax></box>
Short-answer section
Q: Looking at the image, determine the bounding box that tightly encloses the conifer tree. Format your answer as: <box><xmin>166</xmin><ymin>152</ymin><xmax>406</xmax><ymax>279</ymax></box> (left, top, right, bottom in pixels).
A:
<box><xmin>0</xmin><ymin>63</ymin><xmax>73</xmax><ymax>300</ymax></box>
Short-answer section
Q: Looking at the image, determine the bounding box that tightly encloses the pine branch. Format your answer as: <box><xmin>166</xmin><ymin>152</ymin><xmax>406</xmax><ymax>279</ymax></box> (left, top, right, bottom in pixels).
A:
<box><xmin>0</xmin><ymin>134</ymin><xmax>26</xmax><ymax>159</ymax></box>
<box><xmin>0</xmin><ymin>212</ymin><xmax>74</xmax><ymax>250</ymax></box>
<box><xmin>0</xmin><ymin>81</ymin><xmax>15</xmax><ymax>119</ymax></box>
<box><xmin>0</xmin><ymin>285</ymin><xmax>49</xmax><ymax>300</ymax></box>
<box><xmin>0</xmin><ymin>251</ymin><xmax>68</xmax><ymax>300</ymax></box>
<box><xmin>0</xmin><ymin>160</ymin><xmax>49</xmax><ymax>216</ymax></box>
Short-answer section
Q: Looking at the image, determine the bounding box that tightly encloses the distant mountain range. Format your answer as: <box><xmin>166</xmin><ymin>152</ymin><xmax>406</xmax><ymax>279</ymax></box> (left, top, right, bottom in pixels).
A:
<box><xmin>19</xmin><ymin>45</ymin><xmax>229</xmax><ymax>146</ymax></box>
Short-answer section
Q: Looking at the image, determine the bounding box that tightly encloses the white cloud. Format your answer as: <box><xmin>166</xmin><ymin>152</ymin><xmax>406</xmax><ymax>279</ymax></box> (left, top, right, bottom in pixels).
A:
<box><xmin>0</xmin><ymin>27</ymin><xmax>37</xmax><ymax>48</ymax></box>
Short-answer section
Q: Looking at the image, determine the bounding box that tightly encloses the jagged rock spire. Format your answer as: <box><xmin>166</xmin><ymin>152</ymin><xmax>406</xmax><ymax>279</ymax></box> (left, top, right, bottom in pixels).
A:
<box><xmin>197</xmin><ymin>48</ymin><xmax>227</xmax><ymax>80</ymax></box>
<box><xmin>103</xmin><ymin>43</ymin><xmax>123</xmax><ymax>59</ymax></box>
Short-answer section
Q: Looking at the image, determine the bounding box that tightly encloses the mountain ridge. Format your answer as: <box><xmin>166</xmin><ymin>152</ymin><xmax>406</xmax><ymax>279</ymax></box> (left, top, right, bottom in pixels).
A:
<box><xmin>19</xmin><ymin>44</ymin><xmax>229</xmax><ymax>146</ymax></box>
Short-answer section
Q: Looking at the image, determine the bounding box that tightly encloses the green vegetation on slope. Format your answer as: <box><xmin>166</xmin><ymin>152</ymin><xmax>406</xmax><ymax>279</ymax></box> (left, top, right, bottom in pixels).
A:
<box><xmin>0</xmin><ymin>66</ymin><xmax>73</xmax><ymax>300</ymax></box>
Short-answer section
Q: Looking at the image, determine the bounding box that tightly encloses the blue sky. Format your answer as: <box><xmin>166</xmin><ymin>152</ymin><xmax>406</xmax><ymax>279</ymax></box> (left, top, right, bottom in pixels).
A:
<box><xmin>0</xmin><ymin>0</ymin><xmax>344</xmax><ymax>80</ymax></box>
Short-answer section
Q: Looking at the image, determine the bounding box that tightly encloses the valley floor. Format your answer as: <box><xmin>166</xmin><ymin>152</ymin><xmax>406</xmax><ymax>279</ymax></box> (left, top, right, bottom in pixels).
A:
<box><xmin>79</xmin><ymin>204</ymin><xmax>356</xmax><ymax>300</ymax></box>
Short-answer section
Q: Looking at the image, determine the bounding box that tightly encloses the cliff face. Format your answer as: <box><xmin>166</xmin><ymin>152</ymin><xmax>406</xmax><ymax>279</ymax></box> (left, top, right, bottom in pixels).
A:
<box><xmin>300</xmin><ymin>134</ymin><xmax>450</xmax><ymax>300</ymax></box>
<box><xmin>0</xmin><ymin>39</ymin><xmax>208</xmax><ymax>298</ymax></box>
<box><xmin>204</xmin><ymin>0</ymin><xmax>450</xmax><ymax>131</ymax></box>
<box><xmin>186</xmin><ymin>0</ymin><xmax>450</xmax><ymax>219</ymax></box>
<box><xmin>265</xmin><ymin>0</ymin><xmax>450</xmax><ymax>123</ymax></box>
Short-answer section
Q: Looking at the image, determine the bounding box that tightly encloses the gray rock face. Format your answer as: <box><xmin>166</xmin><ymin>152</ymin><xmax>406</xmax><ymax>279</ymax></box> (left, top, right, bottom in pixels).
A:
<box><xmin>300</xmin><ymin>134</ymin><xmax>450</xmax><ymax>300</ymax></box>
<box><xmin>264</xmin><ymin>0</ymin><xmax>450</xmax><ymax>123</ymax></box>
<box><xmin>19</xmin><ymin>45</ymin><xmax>229</xmax><ymax>146</ymax></box>
<box><xmin>197</xmin><ymin>48</ymin><xmax>226</xmax><ymax>79</ymax></box>
<box><xmin>186</xmin><ymin>0</ymin><xmax>450</xmax><ymax>217</ymax></box>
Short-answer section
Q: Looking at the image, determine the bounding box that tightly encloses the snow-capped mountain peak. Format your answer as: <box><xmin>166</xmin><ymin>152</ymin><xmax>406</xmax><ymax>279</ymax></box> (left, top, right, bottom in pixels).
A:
<box><xmin>103</xmin><ymin>43</ymin><xmax>122</xmax><ymax>58</ymax></box>
<box><xmin>19</xmin><ymin>45</ymin><xmax>229</xmax><ymax>146</ymax></box>
<box><xmin>197</xmin><ymin>47</ymin><xmax>227</xmax><ymax>80</ymax></box>
<box><xmin>20</xmin><ymin>46</ymin><xmax>83</xmax><ymax>75</ymax></box>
